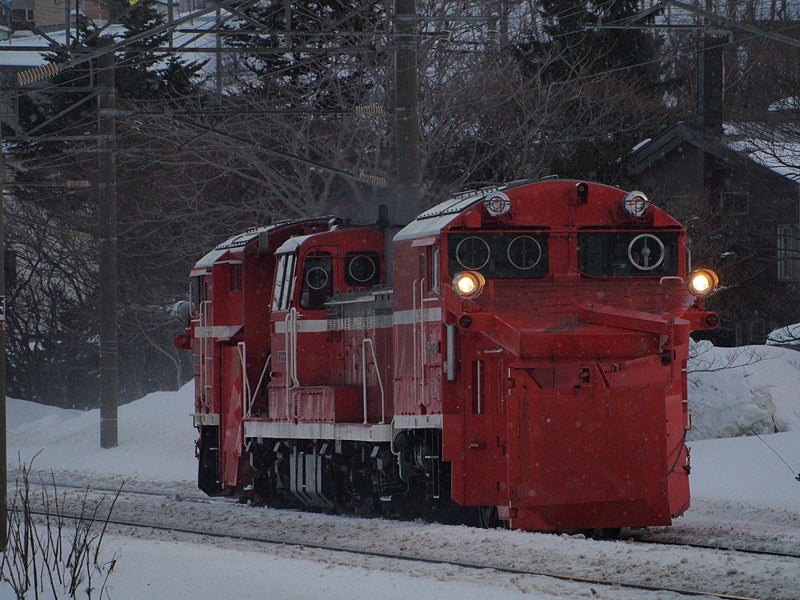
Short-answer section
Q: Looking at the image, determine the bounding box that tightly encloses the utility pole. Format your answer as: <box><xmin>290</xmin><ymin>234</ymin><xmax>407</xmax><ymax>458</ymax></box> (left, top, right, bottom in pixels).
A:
<box><xmin>393</xmin><ymin>0</ymin><xmax>421</xmax><ymax>223</ymax></box>
<box><xmin>0</xmin><ymin>114</ymin><xmax>7</xmax><ymax>550</ymax></box>
<box><xmin>697</xmin><ymin>2</ymin><xmax>725</xmax><ymax>134</ymax></box>
<box><xmin>98</xmin><ymin>37</ymin><xmax>118</xmax><ymax>449</ymax></box>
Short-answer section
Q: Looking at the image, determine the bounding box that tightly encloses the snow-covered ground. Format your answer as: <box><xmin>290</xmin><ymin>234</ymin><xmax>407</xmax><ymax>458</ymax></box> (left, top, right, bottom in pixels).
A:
<box><xmin>4</xmin><ymin>341</ymin><xmax>800</xmax><ymax>599</ymax></box>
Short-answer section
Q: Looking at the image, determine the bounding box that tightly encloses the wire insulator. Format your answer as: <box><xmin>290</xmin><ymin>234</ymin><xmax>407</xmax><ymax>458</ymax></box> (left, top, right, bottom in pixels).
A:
<box><xmin>353</xmin><ymin>105</ymin><xmax>384</xmax><ymax>116</ymax></box>
<box><xmin>66</xmin><ymin>180</ymin><xmax>92</xmax><ymax>189</ymax></box>
<box><xmin>17</xmin><ymin>62</ymin><xmax>61</xmax><ymax>86</ymax></box>
<box><xmin>357</xmin><ymin>172</ymin><xmax>388</xmax><ymax>187</ymax></box>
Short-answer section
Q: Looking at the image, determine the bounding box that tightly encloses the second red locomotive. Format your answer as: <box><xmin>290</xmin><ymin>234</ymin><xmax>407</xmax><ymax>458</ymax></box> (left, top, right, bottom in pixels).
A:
<box><xmin>176</xmin><ymin>178</ymin><xmax>720</xmax><ymax>533</ymax></box>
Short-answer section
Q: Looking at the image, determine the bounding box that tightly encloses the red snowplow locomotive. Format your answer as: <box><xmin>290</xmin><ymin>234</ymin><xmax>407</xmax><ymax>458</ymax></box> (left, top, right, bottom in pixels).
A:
<box><xmin>177</xmin><ymin>178</ymin><xmax>720</xmax><ymax>532</ymax></box>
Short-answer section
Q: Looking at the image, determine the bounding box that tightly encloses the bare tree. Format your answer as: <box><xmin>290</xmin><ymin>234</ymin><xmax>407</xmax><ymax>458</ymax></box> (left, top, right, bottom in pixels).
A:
<box><xmin>2</xmin><ymin>0</ymin><xmax>698</xmax><ymax>402</ymax></box>
<box><xmin>1</xmin><ymin>461</ymin><xmax>119</xmax><ymax>598</ymax></box>
<box><xmin>4</xmin><ymin>197</ymin><xmax>99</xmax><ymax>408</ymax></box>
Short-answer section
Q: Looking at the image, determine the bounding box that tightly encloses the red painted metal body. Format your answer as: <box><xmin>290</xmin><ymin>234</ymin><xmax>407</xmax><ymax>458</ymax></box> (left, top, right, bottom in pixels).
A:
<box><xmin>181</xmin><ymin>179</ymin><xmax>718</xmax><ymax>531</ymax></box>
<box><xmin>187</xmin><ymin>218</ymin><xmax>338</xmax><ymax>491</ymax></box>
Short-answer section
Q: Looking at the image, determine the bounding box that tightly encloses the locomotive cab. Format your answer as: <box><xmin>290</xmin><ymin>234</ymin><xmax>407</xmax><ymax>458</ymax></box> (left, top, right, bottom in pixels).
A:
<box><xmin>253</xmin><ymin>225</ymin><xmax>395</xmax><ymax>509</ymax></box>
<box><xmin>183</xmin><ymin>217</ymin><xmax>352</xmax><ymax>496</ymax></box>
<box><xmin>268</xmin><ymin>225</ymin><xmax>388</xmax><ymax>388</ymax></box>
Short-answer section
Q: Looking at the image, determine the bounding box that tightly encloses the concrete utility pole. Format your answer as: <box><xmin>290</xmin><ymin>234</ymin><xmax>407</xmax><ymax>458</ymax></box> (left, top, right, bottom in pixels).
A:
<box><xmin>0</xmin><ymin>119</ymin><xmax>7</xmax><ymax>550</ymax></box>
<box><xmin>393</xmin><ymin>0</ymin><xmax>422</xmax><ymax>223</ymax></box>
<box><xmin>98</xmin><ymin>37</ymin><xmax>118</xmax><ymax>449</ymax></box>
<box><xmin>697</xmin><ymin>1</ymin><xmax>725</xmax><ymax>134</ymax></box>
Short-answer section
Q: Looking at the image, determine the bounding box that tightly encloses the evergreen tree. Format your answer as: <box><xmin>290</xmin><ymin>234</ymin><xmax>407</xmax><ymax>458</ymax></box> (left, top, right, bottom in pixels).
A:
<box><xmin>222</xmin><ymin>0</ymin><xmax>386</xmax><ymax>109</ymax></box>
<box><xmin>534</xmin><ymin>0</ymin><xmax>662</xmax><ymax>79</ymax></box>
<box><xmin>513</xmin><ymin>0</ymin><xmax>669</xmax><ymax>182</ymax></box>
<box><xmin>116</xmin><ymin>3</ymin><xmax>208</xmax><ymax>101</ymax></box>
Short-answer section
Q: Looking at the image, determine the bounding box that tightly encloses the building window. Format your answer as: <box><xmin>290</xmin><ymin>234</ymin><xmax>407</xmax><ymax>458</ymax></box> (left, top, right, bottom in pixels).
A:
<box><xmin>777</xmin><ymin>224</ymin><xmax>800</xmax><ymax>282</ymax></box>
<box><xmin>13</xmin><ymin>8</ymin><xmax>35</xmax><ymax>22</ymax></box>
<box><xmin>720</xmin><ymin>191</ymin><xmax>749</xmax><ymax>215</ymax></box>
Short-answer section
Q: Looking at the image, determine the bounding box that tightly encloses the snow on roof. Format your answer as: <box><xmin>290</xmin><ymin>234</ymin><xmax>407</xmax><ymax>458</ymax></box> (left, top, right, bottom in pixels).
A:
<box><xmin>190</xmin><ymin>226</ymin><xmax>271</xmax><ymax>273</ymax></box>
<box><xmin>769</xmin><ymin>97</ymin><xmax>800</xmax><ymax>112</ymax></box>
<box><xmin>724</xmin><ymin>122</ymin><xmax>800</xmax><ymax>183</ymax></box>
<box><xmin>274</xmin><ymin>233</ymin><xmax>314</xmax><ymax>254</ymax></box>
<box><xmin>393</xmin><ymin>189</ymin><xmax>486</xmax><ymax>242</ymax></box>
<box><xmin>0</xmin><ymin>14</ymin><xmax>220</xmax><ymax>68</ymax></box>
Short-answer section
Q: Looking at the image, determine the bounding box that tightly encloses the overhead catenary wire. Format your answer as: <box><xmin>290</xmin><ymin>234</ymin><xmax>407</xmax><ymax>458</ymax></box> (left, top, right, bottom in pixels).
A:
<box><xmin>749</xmin><ymin>428</ymin><xmax>800</xmax><ymax>481</ymax></box>
<box><xmin>5</xmin><ymin>0</ymin><xmax>799</xmax><ymax>182</ymax></box>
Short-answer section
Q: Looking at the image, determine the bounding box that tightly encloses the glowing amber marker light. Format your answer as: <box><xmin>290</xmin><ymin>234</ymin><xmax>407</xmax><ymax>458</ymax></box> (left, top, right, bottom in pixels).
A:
<box><xmin>452</xmin><ymin>271</ymin><xmax>486</xmax><ymax>300</ymax></box>
<box><xmin>688</xmin><ymin>268</ymin><xmax>720</xmax><ymax>298</ymax></box>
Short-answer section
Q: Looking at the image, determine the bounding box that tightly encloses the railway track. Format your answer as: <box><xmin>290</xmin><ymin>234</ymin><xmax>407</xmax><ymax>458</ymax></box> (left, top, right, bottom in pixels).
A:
<box><xmin>17</xmin><ymin>480</ymin><xmax>800</xmax><ymax>600</ymax></box>
<box><xmin>25</xmin><ymin>509</ymin><xmax>767</xmax><ymax>600</ymax></box>
<box><xmin>632</xmin><ymin>535</ymin><xmax>800</xmax><ymax>559</ymax></box>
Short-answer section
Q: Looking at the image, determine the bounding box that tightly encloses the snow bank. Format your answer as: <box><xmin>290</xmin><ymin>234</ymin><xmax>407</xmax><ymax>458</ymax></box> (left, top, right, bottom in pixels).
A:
<box><xmin>688</xmin><ymin>341</ymin><xmax>800</xmax><ymax>440</ymax></box>
<box><xmin>6</xmin><ymin>382</ymin><xmax>197</xmax><ymax>484</ymax></box>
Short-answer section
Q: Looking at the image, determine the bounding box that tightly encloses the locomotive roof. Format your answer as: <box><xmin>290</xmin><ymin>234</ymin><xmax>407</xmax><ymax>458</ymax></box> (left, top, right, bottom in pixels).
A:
<box><xmin>274</xmin><ymin>234</ymin><xmax>314</xmax><ymax>254</ymax></box>
<box><xmin>394</xmin><ymin>179</ymin><xmax>679</xmax><ymax>242</ymax></box>
<box><xmin>190</xmin><ymin>216</ymin><xmax>340</xmax><ymax>275</ymax></box>
<box><xmin>394</xmin><ymin>187</ymin><xmax>489</xmax><ymax>242</ymax></box>
<box><xmin>191</xmin><ymin>226</ymin><xmax>273</xmax><ymax>274</ymax></box>
<box><xmin>394</xmin><ymin>180</ymin><xmax>540</xmax><ymax>241</ymax></box>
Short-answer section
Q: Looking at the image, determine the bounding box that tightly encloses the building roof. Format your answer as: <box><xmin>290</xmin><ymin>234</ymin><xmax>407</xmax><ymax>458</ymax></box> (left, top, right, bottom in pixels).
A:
<box><xmin>629</xmin><ymin>121</ymin><xmax>800</xmax><ymax>184</ymax></box>
<box><xmin>723</xmin><ymin>121</ymin><xmax>800</xmax><ymax>182</ymax></box>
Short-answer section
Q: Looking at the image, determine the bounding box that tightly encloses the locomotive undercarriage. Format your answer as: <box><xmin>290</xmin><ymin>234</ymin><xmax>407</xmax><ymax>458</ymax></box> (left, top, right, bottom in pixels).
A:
<box><xmin>243</xmin><ymin>429</ymin><xmax>473</xmax><ymax>525</ymax></box>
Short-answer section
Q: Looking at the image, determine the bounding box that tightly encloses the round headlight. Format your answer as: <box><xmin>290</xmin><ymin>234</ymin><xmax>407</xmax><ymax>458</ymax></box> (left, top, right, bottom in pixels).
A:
<box><xmin>483</xmin><ymin>191</ymin><xmax>511</xmax><ymax>217</ymax></box>
<box><xmin>688</xmin><ymin>268</ymin><xmax>719</xmax><ymax>298</ymax></box>
<box><xmin>621</xmin><ymin>190</ymin><xmax>650</xmax><ymax>218</ymax></box>
<box><xmin>452</xmin><ymin>271</ymin><xmax>485</xmax><ymax>300</ymax></box>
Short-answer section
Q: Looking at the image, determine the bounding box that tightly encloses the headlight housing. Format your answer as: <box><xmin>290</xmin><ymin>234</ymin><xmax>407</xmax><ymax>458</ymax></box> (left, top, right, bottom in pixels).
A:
<box><xmin>688</xmin><ymin>268</ymin><xmax>719</xmax><ymax>298</ymax></box>
<box><xmin>452</xmin><ymin>271</ymin><xmax>485</xmax><ymax>300</ymax></box>
<box><xmin>483</xmin><ymin>191</ymin><xmax>511</xmax><ymax>217</ymax></box>
<box><xmin>621</xmin><ymin>190</ymin><xmax>650</xmax><ymax>218</ymax></box>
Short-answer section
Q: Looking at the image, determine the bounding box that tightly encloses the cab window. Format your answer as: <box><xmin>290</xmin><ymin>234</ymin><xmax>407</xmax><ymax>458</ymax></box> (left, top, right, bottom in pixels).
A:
<box><xmin>344</xmin><ymin>252</ymin><xmax>380</xmax><ymax>287</ymax></box>
<box><xmin>300</xmin><ymin>252</ymin><xmax>333</xmax><ymax>309</ymax></box>
<box><xmin>579</xmin><ymin>230</ymin><xmax>679</xmax><ymax>277</ymax></box>
<box><xmin>448</xmin><ymin>232</ymin><xmax>548</xmax><ymax>279</ymax></box>
<box><xmin>272</xmin><ymin>253</ymin><xmax>297</xmax><ymax>311</ymax></box>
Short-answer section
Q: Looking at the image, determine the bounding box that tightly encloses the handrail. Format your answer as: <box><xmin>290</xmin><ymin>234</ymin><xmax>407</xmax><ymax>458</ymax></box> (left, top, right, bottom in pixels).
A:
<box><xmin>412</xmin><ymin>279</ymin><xmax>418</xmax><ymax>407</ymax></box>
<box><xmin>248</xmin><ymin>354</ymin><xmax>272</xmax><ymax>418</ymax></box>
<box><xmin>419</xmin><ymin>277</ymin><xmax>427</xmax><ymax>407</ymax></box>
<box><xmin>199</xmin><ymin>300</ymin><xmax>212</xmax><ymax>410</ymax></box>
<box><xmin>237</xmin><ymin>342</ymin><xmax>251</xmax><ymax>417</ymax></box>
<box><xmin>289</xmin><ymin>308</ymin><xmax>300</xmax><ymax>386</ymax></box>
<box><xmin>659</xmin><ymin>276</ymin><xmax>684</xmax><ymax>285</ymax></box>
<box><xmin>284</xmin><ymin>309</ymin><xmax>300</xmax><ymax>420</ymax></box>
<box><xmin>361</xmin><ymin>338</ymin><xmax>386</xmax><ymax>424</ymax></box>
<box><xmin>445</xmin><ymin>323</ymin><xmax>456</xmax><ymax>381</ymax></box>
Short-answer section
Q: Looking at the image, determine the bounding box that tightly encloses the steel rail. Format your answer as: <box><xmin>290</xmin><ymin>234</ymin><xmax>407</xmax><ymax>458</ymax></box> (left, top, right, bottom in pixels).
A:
<box><xmin>20</xmin><ymin>494</ymin><xmax>772</xmax><ymax>600</ymax></box>
<box><xmin>630</xmin><ymin>534</ymin><xmax>800</xmax><ymax>560</ymax></box>
<box><xmin>28</xmin><ymin>480</ymin><xmax>800</xmax><ymax>561</ymax></box>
